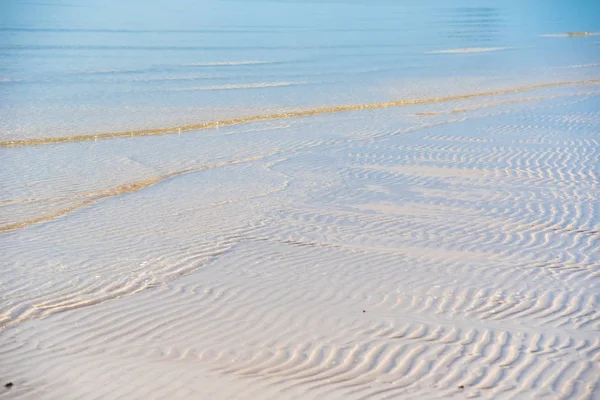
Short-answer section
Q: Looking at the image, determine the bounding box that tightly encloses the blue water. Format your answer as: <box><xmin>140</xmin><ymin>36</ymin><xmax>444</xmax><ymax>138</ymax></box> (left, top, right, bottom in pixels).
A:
<box><xmin>1</xmin><ymin>0</ymin><xmax>599</xmax><ymax>140</ymax></box>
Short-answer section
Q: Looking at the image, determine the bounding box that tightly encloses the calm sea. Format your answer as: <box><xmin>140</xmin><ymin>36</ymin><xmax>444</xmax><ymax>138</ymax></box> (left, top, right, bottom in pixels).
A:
<box><xmin>1</xmin><ymin>0</ymin><xmax>599</xmax><ymax>141</ymax></box>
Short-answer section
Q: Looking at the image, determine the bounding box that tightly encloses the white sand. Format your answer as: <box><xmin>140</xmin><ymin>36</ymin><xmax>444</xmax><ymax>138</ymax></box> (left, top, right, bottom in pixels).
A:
<box><xmin>1</xmin><ymin>78</ymin><xmax>599</xmax><ymax>399</ymax></box>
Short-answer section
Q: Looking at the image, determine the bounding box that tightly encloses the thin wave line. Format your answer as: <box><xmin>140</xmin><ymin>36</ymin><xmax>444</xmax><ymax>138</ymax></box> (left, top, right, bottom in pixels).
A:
<box><xmin>180</xmin><ymin>61</ymin><xmax>273</xmax><ymax>66</ymax></box>
<box><xmin>156</xmin><ymin>81</ymin><xmax>306</xmax><ymax>91</ymax></box>
<box><xmin>425</xmin><ymin>47</ymin><xmax>509</xmax><ymax>54</ymax></box>
<box><xmin>1</xmin><ymin>79</ymin><xmax>598</xmax><ymax>149</ymax></box>
<box><xmin>539</xmin><ymin>32</ymin><xmax>600</xmax><ymax>38</ymax></box>
<box><xmin>0</xmin><ymin>154</ymin><xmax>272</xmax><ymax>233</ymax></box>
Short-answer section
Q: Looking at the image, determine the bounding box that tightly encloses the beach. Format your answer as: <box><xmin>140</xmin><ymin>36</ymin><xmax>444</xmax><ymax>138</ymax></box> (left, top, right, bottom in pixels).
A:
<box><xmin>1</xmin><ymin>1</ymin><xmax>599</xmax><ymax>399</ymax></box>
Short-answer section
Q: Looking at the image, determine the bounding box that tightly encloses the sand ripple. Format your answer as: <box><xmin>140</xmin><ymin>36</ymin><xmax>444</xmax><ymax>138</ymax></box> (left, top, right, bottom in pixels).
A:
<box><xmin>0</xmin><ymin>78</ymin><xmax>598</xmax><ymax>399</ymax></box>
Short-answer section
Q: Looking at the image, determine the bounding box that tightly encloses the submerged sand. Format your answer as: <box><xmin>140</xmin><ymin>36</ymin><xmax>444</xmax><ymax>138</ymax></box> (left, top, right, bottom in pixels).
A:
<box><xmin>1</xmin><ymin>77</ymin><xmax>599</xmax><ymax>399</ymax></box>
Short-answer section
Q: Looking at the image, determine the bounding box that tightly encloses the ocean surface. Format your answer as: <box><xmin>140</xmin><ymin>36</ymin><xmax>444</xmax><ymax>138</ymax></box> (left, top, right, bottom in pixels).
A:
<box><xmin>1</xmin><ymin>0</ymin><xmax>599</xmax><ymax>141</ymax></box>
<box><xmin>1</xmin><ymin>1</ymin><xmax>600</xmax><ymax>399</ymax></box>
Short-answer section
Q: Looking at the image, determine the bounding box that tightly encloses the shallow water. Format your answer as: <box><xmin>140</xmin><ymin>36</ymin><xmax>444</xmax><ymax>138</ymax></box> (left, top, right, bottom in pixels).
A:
<box><xmin>1</xmin><ymin>0</ymin><xmax>599</xmax><ymax>140</ymax></box>
<box><xmin>1</xmin><ymin>1</ymin><xmax>600</xmax><ymax>399</ymax></box>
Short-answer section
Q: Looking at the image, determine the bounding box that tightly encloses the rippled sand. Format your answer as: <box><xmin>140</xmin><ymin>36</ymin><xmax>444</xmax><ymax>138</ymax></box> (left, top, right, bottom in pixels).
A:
<box><xmin>2</xmin><ymin>0</ymin><xmax>600</xmax><ymax>397</ymax></box>
<box><xmin>1</xmin><ymin>74</ymin><xmax>599</xmax><ymax>399</ymax></box>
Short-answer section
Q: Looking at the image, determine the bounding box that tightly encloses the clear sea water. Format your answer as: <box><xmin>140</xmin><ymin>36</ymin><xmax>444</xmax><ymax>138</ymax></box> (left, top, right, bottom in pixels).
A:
<box><xmin>1</xmin><ymin>0</ymin><xmax>599</xmax><ymax>140</ymax></box>
<box><xmin>1</xmin><ymin>3</ymin><xmax>600</xmax><ymax>397</ymax></box>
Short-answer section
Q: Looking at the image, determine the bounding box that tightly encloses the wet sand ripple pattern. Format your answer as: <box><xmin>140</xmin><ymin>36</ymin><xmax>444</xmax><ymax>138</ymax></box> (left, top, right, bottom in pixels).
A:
<box><xmin>0</xmin><ymin>81</ymin><xmax>599</xmax><ymax>399</ymax></box>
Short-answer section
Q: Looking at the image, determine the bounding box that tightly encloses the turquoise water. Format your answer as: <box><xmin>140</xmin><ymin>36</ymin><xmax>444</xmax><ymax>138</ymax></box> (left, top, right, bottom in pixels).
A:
<box><xmin>1</xmin><ymin>0</ymin><xmax>599</xmax><ymax>140</ymax></box>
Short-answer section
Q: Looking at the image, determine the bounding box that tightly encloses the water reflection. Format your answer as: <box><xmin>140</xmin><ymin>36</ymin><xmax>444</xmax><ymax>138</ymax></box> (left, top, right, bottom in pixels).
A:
<box><xmin>438</xmin><ymin>7</ymin><xmax>504</xmax><ymax>44</ymax></box>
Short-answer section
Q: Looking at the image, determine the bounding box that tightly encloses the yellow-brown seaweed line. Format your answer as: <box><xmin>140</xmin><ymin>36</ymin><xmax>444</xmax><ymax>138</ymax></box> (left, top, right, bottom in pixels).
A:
<box><xmin>0</xmin><ymin>156</ymin><xmax>265</xmax><ymax>233</ymax></box>
<box><xmin>410</xmin><ymin>95</ymin><xmax>571</xmax><ymax>116</ymax></box>
<box><xmin>0</xmin><ymin>177</ymin><xmax>160</xmax><ymax>232</ymax></box>
<box><xmin>2</xmin><ymin>79</ymin><xmax>599</xmax><ymax>149</ymax></box>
